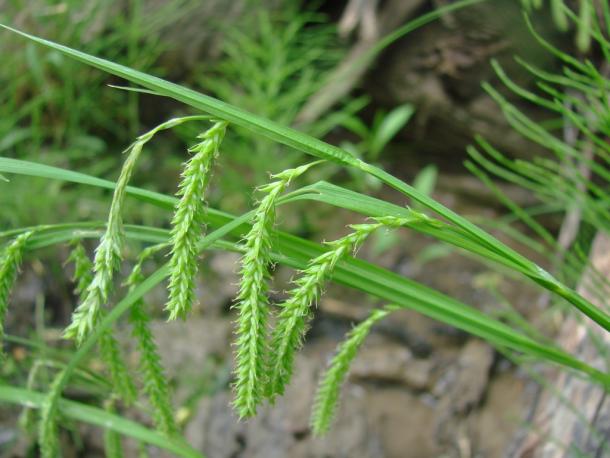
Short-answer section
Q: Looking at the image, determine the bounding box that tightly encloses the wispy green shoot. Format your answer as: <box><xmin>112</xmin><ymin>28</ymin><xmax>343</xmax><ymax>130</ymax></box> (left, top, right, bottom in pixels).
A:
<box><xmin>19</xmin><ymin>359</ymin><xmax>44</xmax><ymax>435</ymax></box>
<box><xmin>38</xmin><ymin>370</ymin><xmax>64</xmax><ymax>458</ymax></box>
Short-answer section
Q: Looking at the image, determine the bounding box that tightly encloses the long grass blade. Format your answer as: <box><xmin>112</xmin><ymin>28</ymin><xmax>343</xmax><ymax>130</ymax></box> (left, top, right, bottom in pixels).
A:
<box><xmin>0</xmin><ymin>385</ymin><xmax>202</xmax><ymax>458</ymax></box>
<box><xmin>3</xmin><ymin>26</ymin><xmax>607</xmax><ymax>331</ymax></box>
<box><xmin>1</xmin><ymin>164</ymin><xmax>607</xmax><ymax>384</ymax></box>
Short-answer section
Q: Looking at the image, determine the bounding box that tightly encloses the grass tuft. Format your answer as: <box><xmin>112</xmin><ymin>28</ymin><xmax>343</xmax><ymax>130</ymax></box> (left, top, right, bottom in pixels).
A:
<box><xmin>1</xmin><ymin>5</ymin><xmax>609</xmax><ymax>449</ymax></box>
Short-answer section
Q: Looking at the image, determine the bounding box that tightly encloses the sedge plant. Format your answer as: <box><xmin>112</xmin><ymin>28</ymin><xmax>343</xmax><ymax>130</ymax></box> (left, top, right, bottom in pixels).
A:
<box><xmin>0</xmin><ymin>1</ymin><xmax>609</xmax><ymax>456</ymax></box>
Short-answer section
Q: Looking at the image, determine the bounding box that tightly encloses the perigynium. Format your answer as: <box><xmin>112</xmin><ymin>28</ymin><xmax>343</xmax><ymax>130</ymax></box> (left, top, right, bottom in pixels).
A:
<box><xmin>232</xmin><ymin>161</ymin><xmax>322</xmax><ymax>418</ymax></box>
<box><xmin>0</xmin><ymin>231</ymin><xmax>32</xmax><ymax>358</ymax></box>
<box><xmin>165</xmin><ymin>121</ymin><xmax>227</xmax><ymax>321</ymax></box>
<box><xmin>310</xmin><ymin>305</ymin><xmax>397</xmax><ymax>435</ymax></box>
<box><xmin>66</xmin><ymin>241</ymin><xmax>94</xmax><ymax>296</ymax></box>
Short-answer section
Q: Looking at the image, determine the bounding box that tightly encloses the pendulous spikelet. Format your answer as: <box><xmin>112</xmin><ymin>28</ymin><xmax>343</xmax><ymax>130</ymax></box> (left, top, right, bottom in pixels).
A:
<box><xmin>266</xmin><ymin>222</ymin><xmax>380</xmax><ymax>400</ymax></box>
<box><xmin>98</xmin><ymin>328</ymin><xmax>137</xmax><ymax>404</ymax></box>
<box><xmin>165</xmin><ymin>121</ymin><xmax>227</xmax><ymax>321</ymax></box>
<box><xmin>266</xmin><ymin>214</ymin><xmax>426</xmax><ymax>399</ymax></box>
<box><xmin>64</xmin><ymin>116</ymin><xmax>210</xmax><ymax>344</ymax></box>
<box><xmin>126</xmin><ymin>244</ymin><xmax>178</xmax><ymax>435</ymax></box>
<box><xmin>232</xmin><ymin>161</ymin><xmax>322</xmax><ymax>418</ymax></box>
<box><xmin>0</xmin><ymin>231</ymin><xmax>32</xmax><ymax>357</ymax></box>
<box><xmin>310</xmin><ymin>305</ymin><xmax>397</xmax><ymax>435</ymax></box>
<box><xmin>64</xmin><ymin>139</ymin><xmax>145</xmax><ymax>344</ymax></box>
<box><xmin>67</xmin><ymin>241</ymin><xmax>136</xmax><ymax>403</ymax></box>
<box><xmin>38</xmin><ymin>369</ymin><xmax>65</xmax><ymax>458</ymax></box>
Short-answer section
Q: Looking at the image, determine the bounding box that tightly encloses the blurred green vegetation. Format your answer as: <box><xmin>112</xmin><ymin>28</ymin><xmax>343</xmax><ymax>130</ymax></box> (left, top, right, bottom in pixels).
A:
<box><xmin>0</xmin><ymin>0</ymin><xmax>201</xmax><ymax>228</ymax></box>
<box><xmin>0</xmin><ymin>0</ymin><xmax>402</xmax><ymax>222</ymax></box>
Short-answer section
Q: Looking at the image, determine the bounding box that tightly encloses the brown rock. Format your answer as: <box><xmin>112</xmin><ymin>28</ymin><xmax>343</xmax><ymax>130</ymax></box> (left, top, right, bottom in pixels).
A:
<box><xmin>366</xmin><ymin>388</ymin><xmax>442</xmax><ymax>458</ymax></box>
<box><xmin>350</xmin><ymin>339</ymin><xmax>434</xmax><ymax>390</ymax></box>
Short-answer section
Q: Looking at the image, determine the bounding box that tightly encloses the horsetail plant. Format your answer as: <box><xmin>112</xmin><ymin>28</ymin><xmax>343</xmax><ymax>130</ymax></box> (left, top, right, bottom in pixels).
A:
<box><xmin>311</xmin><ymin>305</ymin><xmax>396</xmax><ymax>435</ymax></box>
<box><xmin>233</xmin><ymin>161</ymin><xmax>322</xmax><ymax>418</ymax></box>
<box><xmin>0</xmin><ymin>231</ymin><xmax>32</xmax><ymax>358</ymax></box>
<box><xmin>165</xmin><ymin>121</ymin><xmax>227</xmax><ymax>321</ymax></box>
<box><xmin>520</xmin><ymin>0</ymin><xmax>594</xmax><ymax>50</ymax></box>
